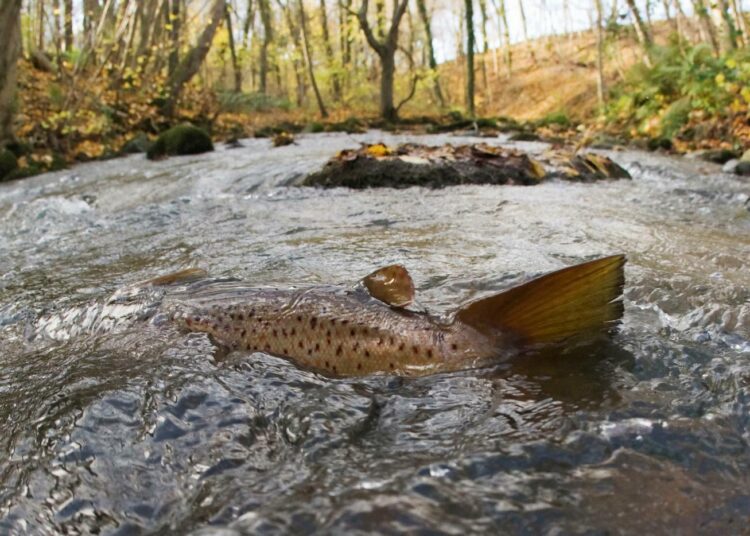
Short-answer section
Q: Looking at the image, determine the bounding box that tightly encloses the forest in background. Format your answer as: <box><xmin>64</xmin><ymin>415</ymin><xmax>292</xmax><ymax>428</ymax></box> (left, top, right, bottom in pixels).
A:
<box><xmin>2</xmin><ymin>0</ymin><xmax>750</xmax><ymax>180</ymax></box>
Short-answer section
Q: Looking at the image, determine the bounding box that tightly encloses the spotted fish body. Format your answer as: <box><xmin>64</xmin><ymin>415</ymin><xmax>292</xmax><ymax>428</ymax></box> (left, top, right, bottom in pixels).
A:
<box><xmin>159</xmin><ymin>257</ymin><xmax>625</xmax><ymax>377</ymax></box>
<box><xmin>168</xmin><ymin>285</ymin><xmax>497</xmax><ymax>376</ymax></box>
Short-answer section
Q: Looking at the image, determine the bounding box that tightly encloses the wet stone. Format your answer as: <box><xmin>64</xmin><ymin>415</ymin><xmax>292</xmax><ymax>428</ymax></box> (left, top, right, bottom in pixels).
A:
<box><xmin>300</xmin><ymin>143</ymin><xmax>630</xmax><ymax>189</ymax></box>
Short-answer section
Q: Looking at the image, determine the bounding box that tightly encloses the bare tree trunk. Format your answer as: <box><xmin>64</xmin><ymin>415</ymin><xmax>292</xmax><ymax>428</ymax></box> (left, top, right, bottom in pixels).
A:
<box><xmin>730</xmin><ymin>0</ymin><xmax>749</xmax><ymax>46</ymax></box>
<box><xmin>692</xmin><ymin>0</ymin><xmax>720</xmax><ymax>54</ymax></box>
<box><xmin>163</xmin><ymin>0</ymin><xmax>226</xmax><ymax>117</ymax></box>
<box><xmin>478</xmin><ymin>0</ymin><xmax>491</xmax><ymax>107</ymax></box>
<box><xmin>594</xmin><ymin>0</ymin><xmax>606</xmax><ymax>108</ymax></box>
<box><xmin>495</xmin><ymin>0</ymin><xmax>512</xmax><ymax>77</ymax></box>
<box><xmin>168</xmin><ymin>0</ymin><xmax>181</xmax><ymax>77</ymax></box>
<box><xmin>465</xmin><ymin>0</ymin><xmax>475</xmax><ymax>116</ymax></box>
<box><xmin>338</xmin><ymin>0</ymin><xmax>353</xmax><ymax>92</ymax></box>
<box><xmin>225</xmin><ymin>3</ymin><xmax>242</xmax><ymax>92</ymax></box>
<box><xmin>298</xmin><ymin>0</ymin><xmax>328</xmax><ymax>117</ymax></box>
<box><xmin>280</xmin><ymin>0</ymin><xmax>307</xmax><ymax>106</ymax></box>
<box><xmin>258</xmin><ymin>0</ymin><xmax>273</xmax><ymax>94</ymax></box>
<box><xmin>318</xmin><ymin>0</ymin><xmax>341</xmax><ymax>99</ymax></box>
<box><xmin>0</xmin><ymin>0</ymin><xmax>22</xmax><ymax>147</ymax></box>
<box><xmin>36</xmin><ymin>0</ymin><xmax>46</xmax><ymax>51</ymax></box>
<box><xmin>356</xmin><ymin>0</ymin><xmax>410</xmax><ymax>121</ymax></box>
<box><xmin>64</xmin><ymin>0</ymin><xmax>74</xmax><ymax>51</ymax></box>
<box><xmin>243</xmin><ymin>0</ymin><xmax>255</xmax><ymax>47</ymax></box>
<box><xmin>624</xmin><ymin>0</ymin><xmax>653</xmax><ymax>66</ymax></box>
<box><xmin>415</xmin><ymin>0</ymin><xmax>444</xmax><ymax>107</ymax></box>
<box><xmin>52</xmin><ymin>0</ymin><xmax>63</xmax><ymax>54</ymax></box>
<box><xmin>716</xmin><ymin>0</ymin><xmax>738</xmax><ymax>50</ymax></box>
<box><xmin>517</xmin><ymin>0</ymin><xmax>536</xmax><ymax>64</ymax></box>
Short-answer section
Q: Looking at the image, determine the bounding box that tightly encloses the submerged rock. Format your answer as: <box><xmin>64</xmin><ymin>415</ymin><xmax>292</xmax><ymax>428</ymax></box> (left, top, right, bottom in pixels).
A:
<box><xmin>146</xmin><ymin>125</ymin><xmax>214</xmax><ymax>160</ymax></box>
<box><xmin>272</xmin><ymin>132</ymin><xmax>295</xmax><ymax>147</ymax></box>
<box><xmin>0</xmin><ymin>149</ymin><xmax>18</xmax><ymax>182</ymax></box>
<box><xmin>698</xmin><ymin>148</ymin><xmax>739</xmax><ymax>165</ymax></box>
<box><xmin>301</xmin><ymin>143</ymin><xmax>630</xmax><ymax>189</ymax></box>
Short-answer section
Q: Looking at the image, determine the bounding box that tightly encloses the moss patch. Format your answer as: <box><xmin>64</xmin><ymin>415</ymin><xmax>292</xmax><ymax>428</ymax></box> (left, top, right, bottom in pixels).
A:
<box><xmin>146</xmin><ymin>125</ymin><xmax>213</xmax><ymax>160</ymax></box>
<box><xmin>0</xmin><ymin>150</ymin><xmax>19</xmax><ymax>182</ymax></box>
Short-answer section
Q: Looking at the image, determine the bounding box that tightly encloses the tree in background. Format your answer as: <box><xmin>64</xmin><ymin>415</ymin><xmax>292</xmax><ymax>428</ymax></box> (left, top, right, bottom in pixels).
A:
<box><xmin>357</xmin><ymin>0</ymin><xmax>410</xmax><ymax>121</ymax></box>
<box><xmin>0</xmin><ymin>0</ymin><xmax>22</xmax><ymax>147</ymax></box>
<box><xmin>465</xmin><ymin>0</ymin><xmax>475</xmax><ymax>117</ymax></box>
<box><xmin>163</xmin><ymin>0</ymin><xmax>227</xmax><ymax>116</ymax></box>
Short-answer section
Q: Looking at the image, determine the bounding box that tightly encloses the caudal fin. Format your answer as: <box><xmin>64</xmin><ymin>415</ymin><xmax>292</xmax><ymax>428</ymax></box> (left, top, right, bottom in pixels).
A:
<box><xmin>454</xmin><ymin>255</ymin><xmax>625</xmax><ymax>347</ymax></box>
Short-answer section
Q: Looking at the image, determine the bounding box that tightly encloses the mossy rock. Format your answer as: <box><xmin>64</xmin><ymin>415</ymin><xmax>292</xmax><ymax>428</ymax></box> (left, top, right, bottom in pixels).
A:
<box><xmin>0</xmin><ymin>149</ymin><xmax>19</xmax><ymax>181</ymax></box>
<box><xmin>146</xmin><ymin>125</ymin><xmax>213</xmax><ymax>160</ymax></box>
<box><xmin>121</xmin><ymin>132</ymin><xmax>153</xmax><ymax>155</ymax></box>
<box><xmin>698</xmin><ymin>148</ymin><xmax>739</xmax><ymax>165</ymax></box>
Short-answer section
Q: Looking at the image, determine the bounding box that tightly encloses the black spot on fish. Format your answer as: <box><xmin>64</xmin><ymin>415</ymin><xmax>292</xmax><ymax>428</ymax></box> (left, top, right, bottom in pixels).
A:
<box><xmin>350</xmin><ymin>329</ymin><xmax>355</xmax><ymax>336</ymax></box>
<box><xmin>377</xmin><ymin>338</ymin><xmax>384</xmax><ymax>346</ymax></box>
<box><xmin>331</xmin><ymin>318</ymin><xmax>337</xmax><ymax>325</ymax></box>
<box><xmin>308</xmin><ymin>349</ymin><xmax>312</xmax><ymax>355</ymax></box>
<box><xmin>389</xmin><ymin>363</ymin><xmax>395</xmax><ymax>369</ymax></box>
<box><xmin>291</xmin><ymin>328</ymin><xmax>296</xmax><ymax>336</ymax></box>
<box><xmin>238</xmin><ymin>313</ymin><xmax>244</xmax><ymax>321</ymax></box>
<box><xmin>298</xmin><ymin>341</ymin><xmax>303</xmax><ymax>349</ymax></box>
<box><xmin>365</xmin><ymin>350</ymin><xmax>370</xmax><ymax>358</ymax></box>
<box><xmin>389</xmin><ymin>337</ymin><xmax>395</xmax><ymax>345</ymax></box>
<box><xmin>241</xmin><ymin>329</ymin><xmax>247</xmax><ymax>337</ymax></box>
<box><xmin>341</xmin><ymin>319</ymin><xmax>349</xmax><ymax>325</ymax></box>
<box><xmin>283</xmin><ymin>348</ymin><xmax>288</xmax><ymax>354</ymax></box>
<box><xmin>451</xmin><ymin>343</ymin><xmax>458</xmax><ymax>351</ymax></box>
<box><xmin>249</xmin><ymin>309</ymin><xmax>255</xmax><ymax>317</ymax></box>
<box><xmin>297</xmin><ymin>315</ymin><xmax>302</xmax><ymax>322</ymax></box>
<box><xmin>353</xmin><ymin>342</ymin><xmax>359</xmax><ymax>351</ymax></box>
<box><xmin>333</xmin><ymin>365</ymin><xmax>338</xmax><ymax>373</ymax></box>
<box><xmin>310</xmin><ymin>317</ymin><xmax>318</xmax><ymax>329</ymax></box>
<box><xmin>336</xmin><ymin>345</ymin><xmax>343</xmax><ymax>356</ymax></box>
<box><xmin>272</xmin><ymin>329</ymin><xmax>278</xmax><ymax>337</ymax></box>
<box><xmin>315</xmin><ymin>343</ymin><xmax>320</xmax><ymax>351</ymax></box>
<box><xmin>412</xmin><ymin>345</ymin><xmax>419</xmax><ymax>355</ymax></box>
<box><xmin>427</xmin><ymin>349</ymin><xmax>433</xmax><ymax>358</ymax></box>
<box><xmin>326</xmin><ymin>329</ymin><xmax>331</xmax><ymax>337</ymax></box>
<box><xmin>357</xmin><ymin>363</ymin><xmax>362</xmax><ymax>370</ymax></box>
<box><xmin>282</xmin><ymin>328</ymin><xmax>287</xmax><ymax>336</ymax></box>
<box><xmin>399</xmin><ymin>343</ymin><xmax>405</xmax><ymax>351</ymax></box>
<box><xmin>325</xmin><ymin>360</ymin><xmax>330</xmax><ymax>368</ymax></box>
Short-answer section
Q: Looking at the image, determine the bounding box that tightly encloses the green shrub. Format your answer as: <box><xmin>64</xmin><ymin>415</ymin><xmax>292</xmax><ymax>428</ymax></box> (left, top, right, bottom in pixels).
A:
<box><xmin>605</xmin><ymin>44</ymin><xmax>750</xmax><ymax>136</ymax></box>
<box><xmin>660</xmin><ymin>97</ymin><xmax>692</xmax><ymax>138</ymax></box>
<box><xmin>537</xmin><ymin>111</ymin><xmax>571</xmax><ymax>128</ymax></box>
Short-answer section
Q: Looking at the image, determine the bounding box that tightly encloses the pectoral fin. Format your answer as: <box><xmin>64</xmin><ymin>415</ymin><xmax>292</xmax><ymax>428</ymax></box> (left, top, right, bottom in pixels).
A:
<box><xmin>362</xmin><ymin>265</ymin><xmax>415</xmax><ymax>307</ymax></box>
<box><xmin>142</xmin><ymin>268</ymin><xmax>208</xmax><ymax>287</ymax></box>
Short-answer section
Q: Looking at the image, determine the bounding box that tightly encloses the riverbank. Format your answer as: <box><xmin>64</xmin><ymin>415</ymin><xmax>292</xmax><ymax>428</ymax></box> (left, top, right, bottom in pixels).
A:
<box><xmin>5</xmin><ymin>25</ymin><xmax>750</xmax><ymax>182</ymax></box>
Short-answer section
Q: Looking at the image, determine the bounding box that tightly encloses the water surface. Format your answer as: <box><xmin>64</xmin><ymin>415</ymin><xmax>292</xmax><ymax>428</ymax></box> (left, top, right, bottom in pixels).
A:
<box><xmin>1</xmin><ymin>132</ymin><xmax>749</xmax><ymax>534</ymax></box>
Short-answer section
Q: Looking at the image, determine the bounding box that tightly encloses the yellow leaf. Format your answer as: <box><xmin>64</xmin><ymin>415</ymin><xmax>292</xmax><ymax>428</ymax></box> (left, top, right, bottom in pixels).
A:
<box><xmin>365</xmin><ymin>143</ymin><xmax>391</xmax><ymax>158</ymax></box>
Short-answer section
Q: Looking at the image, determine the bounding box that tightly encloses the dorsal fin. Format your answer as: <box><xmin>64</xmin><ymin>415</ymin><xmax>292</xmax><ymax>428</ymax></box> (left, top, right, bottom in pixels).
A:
<box><xmin>362</xmin><ymin>265</ymin><xmax>415</xmax><ymax>307</ymax></box>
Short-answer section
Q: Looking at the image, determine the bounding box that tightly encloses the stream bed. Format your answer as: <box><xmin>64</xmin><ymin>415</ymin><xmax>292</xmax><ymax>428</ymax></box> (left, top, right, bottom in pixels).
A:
<box><xmin>1</xmin><ymin>131</ymin><xmax>749</xmax><ymax>534</ymax></box>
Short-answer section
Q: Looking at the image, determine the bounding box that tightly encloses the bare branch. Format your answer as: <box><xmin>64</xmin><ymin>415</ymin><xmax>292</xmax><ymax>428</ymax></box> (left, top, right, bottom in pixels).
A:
<box><xmin>357</xmin><ymin>0</ymin><xmax>385</xmax><ymax>55</ymax></box>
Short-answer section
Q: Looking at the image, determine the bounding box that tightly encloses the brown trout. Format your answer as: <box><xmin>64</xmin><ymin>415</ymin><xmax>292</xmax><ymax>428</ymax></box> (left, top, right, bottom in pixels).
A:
<box><xmin>152</xmin><ymin>255</ymin><xmax>625</xmax><ymax>377</ymax></box>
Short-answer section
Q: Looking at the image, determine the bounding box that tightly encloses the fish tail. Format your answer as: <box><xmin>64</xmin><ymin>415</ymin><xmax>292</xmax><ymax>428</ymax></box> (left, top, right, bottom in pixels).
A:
<box><xmin>454</xmin><ymin>255</ymin><xmax>625</xmax><ymax>347</ymax></box>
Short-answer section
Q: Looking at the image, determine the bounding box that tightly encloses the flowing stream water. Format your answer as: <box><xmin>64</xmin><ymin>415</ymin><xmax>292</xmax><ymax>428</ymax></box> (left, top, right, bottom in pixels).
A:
<box><xmin>0</xmin><ymin>131</ymin><xmax>749</xmax><ymax>534</ymax></box>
